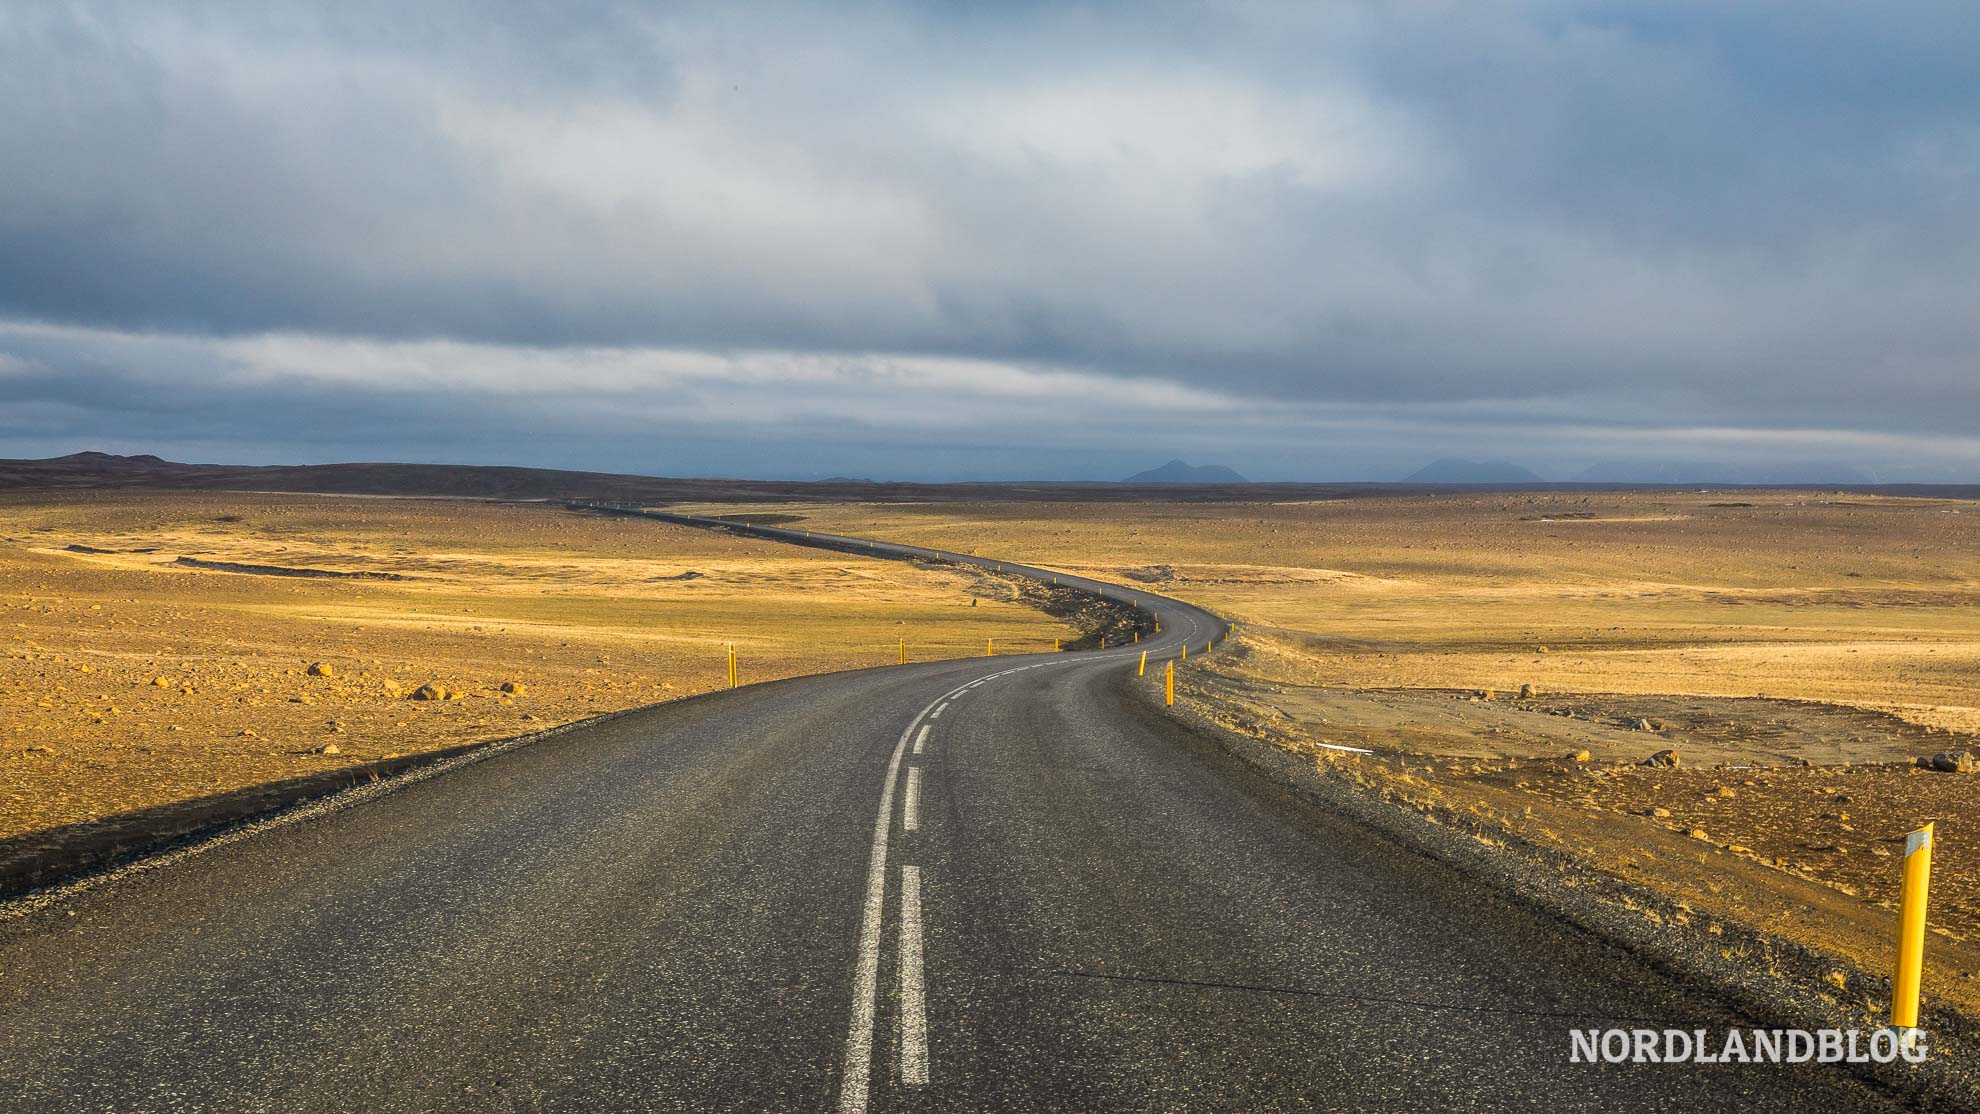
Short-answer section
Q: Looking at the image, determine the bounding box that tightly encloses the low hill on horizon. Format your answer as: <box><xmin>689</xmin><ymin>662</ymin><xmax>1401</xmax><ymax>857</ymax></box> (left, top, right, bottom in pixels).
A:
<box><xmin>1122</xmin><ymin>460</ymin><xmax>1249</xmax><ymax>484</ymax></box>
<box><xmin>4</xmin><ymin>451</ymin><xmax>1974</xmax><ymax>504</ymax></box>
<box><xmin>1404</xmin><ymin>458</ymin><xmax>1545</xmax><ymax>484</ymax></box>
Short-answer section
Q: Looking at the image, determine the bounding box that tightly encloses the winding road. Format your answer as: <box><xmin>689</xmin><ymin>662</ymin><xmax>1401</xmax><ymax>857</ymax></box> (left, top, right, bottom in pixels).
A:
<box><xmin>0</xmin><ymin>519</ymin><xmax>1906</xmax><ymax>1111</ymax></box>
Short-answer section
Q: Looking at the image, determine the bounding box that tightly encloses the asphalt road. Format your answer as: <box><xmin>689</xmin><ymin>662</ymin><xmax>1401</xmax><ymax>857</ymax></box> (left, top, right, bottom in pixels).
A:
<box><xmin>0</xmin><ymin>525</ymin><xmax>1908</xmax><ymax>1111</ymax></box>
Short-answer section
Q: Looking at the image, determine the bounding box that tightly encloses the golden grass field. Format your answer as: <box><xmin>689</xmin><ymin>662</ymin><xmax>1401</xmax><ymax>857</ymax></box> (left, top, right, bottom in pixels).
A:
<box><xmin>712</xmin><ymin>491</ymin><xmax>1980</xmax><ymax>1011</ymax></box>
<box><xmin>0</xmin><ymin>492</ymin><xmax>1077</xmax><ymax>841</ymax></box>
<box><xmin>740</xmin><ymin>491</ymin><xmax>1980</xmax><ymax>735</ymax></box>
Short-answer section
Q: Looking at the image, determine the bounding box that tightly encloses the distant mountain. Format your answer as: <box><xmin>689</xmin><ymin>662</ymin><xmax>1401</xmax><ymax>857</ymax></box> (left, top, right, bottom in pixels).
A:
<box><xmin>1122</xmin><ymin>460</ymin><xmax>1249</xmax><ymax>485</ymax></box>
<box><xmin>1403</xmin><ymin>459</ymin><xmax>1544</xmax><ymax>484</ymax></box>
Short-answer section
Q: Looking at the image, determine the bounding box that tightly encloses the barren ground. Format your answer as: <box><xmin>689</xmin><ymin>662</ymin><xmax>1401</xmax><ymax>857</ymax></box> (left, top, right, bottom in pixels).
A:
<box><xmin>713</xmin><ymin>492</ymin><xmax>1980</xmax><ymax>1013</ymax></box>
<box><xmin>0</xmin><ymin>492</ymin><xmax>1078</xmax><ymax>842</ymax></box>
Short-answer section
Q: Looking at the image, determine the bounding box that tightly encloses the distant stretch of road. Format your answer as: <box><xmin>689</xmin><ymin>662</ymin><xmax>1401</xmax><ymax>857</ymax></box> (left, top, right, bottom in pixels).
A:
<box><xmin>0</xmin><ymin>517</ymin><xmax>1902</xmax><ymax>1111</ymax></box>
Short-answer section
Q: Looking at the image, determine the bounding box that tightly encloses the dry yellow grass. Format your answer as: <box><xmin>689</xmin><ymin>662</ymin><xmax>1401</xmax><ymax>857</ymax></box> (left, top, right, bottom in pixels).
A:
<box><xmin>730</xmin><ymin>492</ymin><xmax>1980</xmax><ymax>734</ymax></box>
<box><xmin>743</xmin><ymin>490</ymin><xmax>1980</xmax><ymax>1011</ymax></box>
<box><xmin>0</xmin><ymin>492</ymin><xmax>1076</xmax><ymax>840</ymax></box>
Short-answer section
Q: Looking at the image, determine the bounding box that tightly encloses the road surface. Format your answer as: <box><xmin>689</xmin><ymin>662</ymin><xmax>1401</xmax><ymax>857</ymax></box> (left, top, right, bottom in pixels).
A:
<box><xmin>0</xmin><ymin>523</ymin><xmax>1905</xmax><ymax>1111</ymax></box>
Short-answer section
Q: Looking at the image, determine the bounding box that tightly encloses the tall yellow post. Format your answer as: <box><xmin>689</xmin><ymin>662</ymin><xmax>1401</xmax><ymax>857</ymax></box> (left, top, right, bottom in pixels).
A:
<box><xmin>726</xmin><ymin>643</ymin><xmax>737</xmax><ymax>689</ymax></box>
<box><xmin>1893</xmin><ymin>823</ymin><xmax>1936</xmax><ymax>1030</ymax></box>
<box><xmin>986</xmin><ymin>638</ymin><xmax>993</xmax><ymax>657</ymax></box>
<box><xmin>1165</xmin><ymin>661</ymin><xmax>1174</xmax><ymax>706</ymax></box>
<box><xmin>899</xmin><ymin>638</ymin><xmax>906</xmax><ymax>665</ymax></box>
<box><xmin>1133</xmin><ymin>631</ymin><xmax>1139</xmax><ymax>644</ymax></box>
<box><xmin>1205</xmin><ymin>640</ymin><xmax>1212</xmax><ymax>656</ymax></box>
<box><xmin>1138</xmin><ymin>650</ymin><xmax>1147</xmax><ymax>676</ymax></box>
<box><xmin>1180</xmin><ymin>643</ymin><xmax>1186</xmax><ymax>662</ymax></box>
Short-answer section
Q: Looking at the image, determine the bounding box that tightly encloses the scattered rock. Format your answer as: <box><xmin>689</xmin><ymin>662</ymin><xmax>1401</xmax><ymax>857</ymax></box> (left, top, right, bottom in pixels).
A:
<box><xmin>1566</xmin><ymin>749</ymin><xmax>1590</xmax><ymax>763</ymax></box>
<box><xmin>1518</xmin><ymin>683</ymin><xmax>1537</xmax><ymax>699</ymax></box>
<box><xmin>1634</xmin><ymin>718</ymin><xmax>1656</xmax><ymax>731</ymax></box>
<box><xmin>1688</xmin><ymin>828</ymin><xmax>1710</xmax><ymax>841</ymax></box>
<box><xmin>238</xmin><ymin>729</ymin><xmax>258</xmax><ymax>738</ymax></box>
<box><xmin>306</xmin><ymin>662</ymin><xmax>335</xmax><ymax>678</ymax></box>
<box><xmin>408</xmin><ymin>683</ymin><xmax>451</xmax><ymax>702</ymax></box>
<box><xmin>500</xmin><ymin>680</ymin><xmax>525</xmax><ymax>695</ymax></box>
<box><xmin>1651</xmin><ymin>807</ymin><xmax>1672</xmax><ymax>818</ymax></box>
<box><xmin>151</xmin><ymin>676</ymin><xmax>170</xmax><ymax>687</ymax></box>
<box><xmin>1640</xmin><ymin>749</ymin><xmax>1681</xmax><ymax>768</ymax></box>
<box><xmin>313</xmin><ymin>743</ymin><xmax>341</xmax><ymax>756</ymax></box>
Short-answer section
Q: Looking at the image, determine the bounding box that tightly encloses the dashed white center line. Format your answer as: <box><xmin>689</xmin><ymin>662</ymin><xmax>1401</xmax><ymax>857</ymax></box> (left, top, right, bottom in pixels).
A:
<box><xmin>898</xmin><ymin>864</ymin><xmax>929</xmax><ymax>1086</ymax></box>
<box><xmin>903</xmin><ymin>768</ymin><xmax>923</xmax><ymax>831</ymax></box>
<box><xmin>929</xmin><ymin>703</ymin><xmax>945</xmax><ymax>719</ymax></box>
<box><xmin>913</xmin><ymin>725</ymin><xmax>930</xmax><ymax>754</ymax></box>
<box><xmin>839</xmin><ymin>673</ymin><xmax>975</xmax><ymax>1113</ymax></box>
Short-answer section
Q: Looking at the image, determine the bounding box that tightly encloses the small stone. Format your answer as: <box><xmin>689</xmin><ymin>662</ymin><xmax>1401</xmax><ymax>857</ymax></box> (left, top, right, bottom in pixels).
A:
<box><xmin>306</xmin><ymin>662</ymin><xmax>335</xmax><ymax>678</ymax></box>
<box><xmin>500</xmin><ymin>680</ymin><xmax>525</xmax><ymax>695</ymax></box>
<box><xmin>408</xmin><ymin>683</ymin><xmax>450</xmax><ymax>702</ymax></box>
<box><xmin>1688</xmin><ymin>828</ymin><xmax>1710</xmax><ymax>841</ymax></box>
<box><xmin>1635</xmin><ymin>718</ymin><xmax>1656</xmax><ymax>731</ymax></box>
<box><xmin>1566</xmin><ymin>749</ymin><xmax>1590</xmax><ymax>763</ymax></box>
<box><xmin>1651</xmin><ymin>807</ymin><xmax>1672</xmax><ymax>818</ymax></box>
<box><xmin>1640</xmin><ymin>749</ymin><xmax>1681</xmax><ymax>768</ymax></box>
<box><xmin>151</xmin><ymin>676</ymin><xmax>170</xmax><ymax>687</ymax></box>
<box><xmin>316</xmin><ymin>743</ymin><xmax>341</xmax><ymax>756</ymax></box>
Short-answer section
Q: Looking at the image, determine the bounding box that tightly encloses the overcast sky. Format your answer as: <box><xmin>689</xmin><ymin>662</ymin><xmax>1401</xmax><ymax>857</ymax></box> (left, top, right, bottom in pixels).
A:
<box><xmin>3</xmin><ymin>2</ymin><xmax>1978</xmax><ymax>482</ymax></box>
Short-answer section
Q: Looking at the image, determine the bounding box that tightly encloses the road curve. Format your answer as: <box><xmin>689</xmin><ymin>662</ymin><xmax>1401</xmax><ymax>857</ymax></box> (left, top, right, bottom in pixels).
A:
<box><xmin>0</xmin><ymin>519</ymin><xmax>1904</xmax><ymax>1111</ymax></box>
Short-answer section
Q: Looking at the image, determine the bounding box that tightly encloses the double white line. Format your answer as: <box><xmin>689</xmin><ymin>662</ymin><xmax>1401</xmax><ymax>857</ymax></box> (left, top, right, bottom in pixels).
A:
<box><xmin>837</xmin><ymin>665</ymin><xmax>1041</xmax><ymax>1113</ymax></box>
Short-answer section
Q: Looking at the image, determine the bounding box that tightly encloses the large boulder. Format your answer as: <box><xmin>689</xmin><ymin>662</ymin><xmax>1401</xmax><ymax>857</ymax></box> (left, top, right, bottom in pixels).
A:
<box><xmin>1926</xmin><ymin>750</ymin><xmax>1978</xmax><ymax>773</ymax></box>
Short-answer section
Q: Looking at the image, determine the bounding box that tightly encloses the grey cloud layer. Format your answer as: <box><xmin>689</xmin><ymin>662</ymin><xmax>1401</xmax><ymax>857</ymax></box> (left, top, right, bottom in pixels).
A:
<box><xmin>1</xmin><ymin>2</ymin><xmax>1978</xmax><ymax>477</ymax></box>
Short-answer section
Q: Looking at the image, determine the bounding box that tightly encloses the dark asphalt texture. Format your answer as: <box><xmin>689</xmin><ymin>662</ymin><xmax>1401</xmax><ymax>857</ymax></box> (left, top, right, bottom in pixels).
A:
<box><xmin>0</xmin><ymin>528</ymin><xmax>1907</xmax><ymax>1111</ymax></box>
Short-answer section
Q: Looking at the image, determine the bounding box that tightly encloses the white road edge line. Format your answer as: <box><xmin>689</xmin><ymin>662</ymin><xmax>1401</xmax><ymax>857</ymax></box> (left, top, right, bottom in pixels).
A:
<box><xmin>899</xmin><ymin>864</ymin><xmax>929</xmax><ymax>1086</ymax></box>
<box><xmin>903</xmin><ymin>768</ymin><xmax>922</xmax><ymax>831</ymax></box>
<box><xmin>837</xmin><ymin>675</ymin><xmax>974</xmax><ymax>1113</ymax></box>
<box><xmin>914</xmin><ymin>725</ymin><xmax>930</xmax><ymax>755</ymax></box>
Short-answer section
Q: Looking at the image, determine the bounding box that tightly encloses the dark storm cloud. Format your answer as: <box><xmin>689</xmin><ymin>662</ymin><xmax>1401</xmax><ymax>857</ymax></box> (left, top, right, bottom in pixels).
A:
<box><xmin>1</xmin><ymin>1</ymin><xmax>1978</xmax><ymax>479</ymax></box>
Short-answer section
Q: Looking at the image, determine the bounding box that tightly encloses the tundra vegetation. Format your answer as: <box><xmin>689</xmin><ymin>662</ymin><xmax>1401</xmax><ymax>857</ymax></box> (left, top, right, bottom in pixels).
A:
<box><xmin>0</xmin><ymin>492</ymin><xmax>1077</xmax><ymax>842</ymax></box>
<box><xmin>728</xmin><ymin>491</ymin><xmax>1980</xmax><ymax>1014</ymax></box>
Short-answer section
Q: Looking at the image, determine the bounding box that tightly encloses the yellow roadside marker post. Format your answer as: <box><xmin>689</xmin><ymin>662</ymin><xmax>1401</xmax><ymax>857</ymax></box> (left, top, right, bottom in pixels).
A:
<box><xmin>1165</xmin><ymin>661</ymin><xmax>1174</xmax><ymax>706</ymax></box>
<box><xmin>1138</xmin><ymin>650</ymin><xmax>1147</xmax><ymax>676</ymax></box>
<box><xmin>1180</xmin><ymin>643</ymin><xmax>1187</xmax><ymax>662</ymax></box>
<box><xmin>1893</xmin><ymin>823</ymin><xmax>1936</xmax><ymax>1034</ymax></box>
<box><xmin>1205</xmin><ymin>640</ymin><xmax>1212</xmax><ymax>656</ymax></box>
<box><xmin>1054</xmin><ymin>638</ymin><xmax>1061</xmax><ymax>652</ymax></box>
<box><xmin>899</xmin><ymin>638</ymin><xmax>907</xmax><ymax>665</ymax></box>
<box><xmin>726</xmin><ymin>643</ymin><xmax>737</xmax><ymax>689</ymax></box>
<box><xmin>986</xmin><ymin>638</ymin><xmax>994</xmax><ymax>657</ymax></box>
